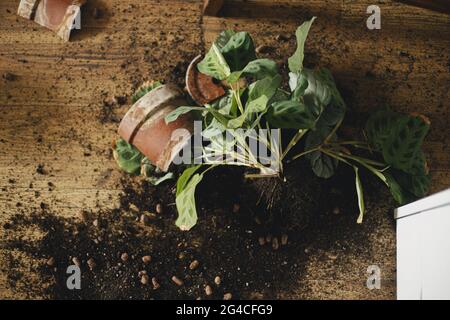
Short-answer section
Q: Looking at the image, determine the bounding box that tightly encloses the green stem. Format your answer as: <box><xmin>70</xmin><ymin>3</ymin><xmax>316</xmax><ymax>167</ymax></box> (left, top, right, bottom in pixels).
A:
<box><xmin>231</xmin><ymin>86</ymin><xmax>244</xmax><ymax>115</ymax></box>
<box><xmin>290</xmin><ymin>146</ymin><xmax>320</xmax><ymax>161</ymax></box>
<box><xmin>328</xmin><ymin>140</ymin><xmax>373</xmax><ymax>152</ymax></box>
<box><xmin>282</xmin><ymin>129</ymin><xmax>308</xmax><ymax>160</ymax></box>
<box><xmin>321</xmin><ymin>149</ymin><xmax>387</xmax><ymax>185</ymax></box>
<box><xmin>324</xmin><ymin>118</ymin><xmax>343</xmax><ymax>143</ymax></box>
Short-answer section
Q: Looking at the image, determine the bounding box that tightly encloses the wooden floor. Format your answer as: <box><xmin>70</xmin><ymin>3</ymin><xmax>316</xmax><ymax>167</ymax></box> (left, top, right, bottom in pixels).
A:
<box><xmin>0</xmin><ymin>0</ymin><xmax>448</xmax><ymax>299</ymax></box>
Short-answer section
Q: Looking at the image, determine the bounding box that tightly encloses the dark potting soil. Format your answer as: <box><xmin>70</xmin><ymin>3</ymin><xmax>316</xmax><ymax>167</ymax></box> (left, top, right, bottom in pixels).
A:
<box><xmin>0</xmin><ymin>159</ymin><xmax>383</xmax><ymax>300</ymax></box>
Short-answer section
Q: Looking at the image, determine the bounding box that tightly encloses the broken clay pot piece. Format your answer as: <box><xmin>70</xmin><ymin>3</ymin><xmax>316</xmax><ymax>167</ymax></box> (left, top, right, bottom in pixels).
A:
<box><xmin>118</xmin><ymin>84</ymin><xmax>194</xmax><ymax>172</ymax></box>
<box><xmin>186</xmin><ymin>55</ymin><xmax>226</xmax><ymax>105</ymax></box>
<box><xmin>17</xmin><ymin>0</ymin><xmax>86</xmax><ymax>42</ymax></box>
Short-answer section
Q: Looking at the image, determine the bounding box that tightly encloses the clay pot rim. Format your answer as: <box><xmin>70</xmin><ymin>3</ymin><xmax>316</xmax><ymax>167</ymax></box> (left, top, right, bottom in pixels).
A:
<box><xmin>119</xmin><ymin>84</ymin><xmax>185</xmax><ymax>144</ymax></box>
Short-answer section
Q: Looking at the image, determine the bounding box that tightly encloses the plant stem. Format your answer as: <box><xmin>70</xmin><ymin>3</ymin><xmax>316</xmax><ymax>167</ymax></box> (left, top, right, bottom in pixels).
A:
<box><xmin>321</xmin><ymin>149</ymin><xmax>387</xmax><ymax>184</ymax></box>
<box><xmin>290</xmin><ymin>146</ymin><xmax>320</xmax><ymax>161</ymax></box>
<box><xmin>231</xmin><ymin>86</ymin><xmax>244</xmax><ymax>115</ymax></box>
<box><xmin>281</xmin><ymin>129</ymin><xmax>308</xmax><ymax>160</ymax></box>
<box><xmin>324</xmin><ymin>118</ymin><xmax>343</xmax><ymax>143</ymax></box>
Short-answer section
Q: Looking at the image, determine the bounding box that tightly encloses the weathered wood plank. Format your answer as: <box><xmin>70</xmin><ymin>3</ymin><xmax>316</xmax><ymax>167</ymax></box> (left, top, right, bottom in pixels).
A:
<box><xmin>0</xmin><ymin>0</ymin><xmax>448</xmax><ymax>300</ymax></box>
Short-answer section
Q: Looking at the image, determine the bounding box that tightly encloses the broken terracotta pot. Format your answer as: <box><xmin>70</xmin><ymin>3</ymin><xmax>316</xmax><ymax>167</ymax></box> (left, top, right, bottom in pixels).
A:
<box><xmin>118</xmin><ymin>84</ymin><xmax>194</xmax><ymax>172</ymax></box>
<box><xmin>17</xmin><ymin>0</ymin><xmax>86</xmax><ymax>42</ymax></box>
<box><xmin>186</xmin><ymin>55</ymin><xmax>226</xmax><ymax>105</ymax></box>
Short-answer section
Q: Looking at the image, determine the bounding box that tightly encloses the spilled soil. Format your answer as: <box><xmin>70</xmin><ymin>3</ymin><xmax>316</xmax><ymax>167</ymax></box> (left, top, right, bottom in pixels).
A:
<box><xmin>0</xmin><ymin>160</ymin><xmax>385</xmax><ymax>300</ymax></box>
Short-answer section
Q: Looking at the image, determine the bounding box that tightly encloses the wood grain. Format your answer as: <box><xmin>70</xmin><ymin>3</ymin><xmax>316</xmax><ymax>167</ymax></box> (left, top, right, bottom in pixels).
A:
<box><xmin>0</xmin><ymin>0</ymin><xmax>449</xmax><ymax>299</ymax></box>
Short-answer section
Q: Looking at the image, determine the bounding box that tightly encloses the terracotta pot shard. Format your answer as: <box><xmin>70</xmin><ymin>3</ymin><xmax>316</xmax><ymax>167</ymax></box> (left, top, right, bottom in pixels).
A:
<box><xmin>186</xmin><ymin>55</ymin><xmax>226</xmax><ymax>106</ymax></box>
<box><xmin>17</xmin><ymin>0</ymin><xmax>86</xmax><ymax>42</ymax></box>
<box><xmin>118</xmin><ymin>84</ymin><xmax>194</xmax><ymax>172</ymax></box>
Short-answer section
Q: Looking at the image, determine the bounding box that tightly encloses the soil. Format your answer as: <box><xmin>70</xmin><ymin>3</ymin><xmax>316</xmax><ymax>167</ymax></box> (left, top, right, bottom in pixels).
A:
<box><xmin>6</xmin><ymin>0</ymin><xmax>449</xmax><ymax>300</ymax></box>
<box><xmin>0</xmin><ymin>156</ymin><xmax>382</xmax><ymax>299</ymax></box>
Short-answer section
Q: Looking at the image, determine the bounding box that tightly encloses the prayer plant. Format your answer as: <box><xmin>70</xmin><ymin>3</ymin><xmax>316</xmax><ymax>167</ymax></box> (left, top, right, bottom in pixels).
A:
<box><xmin>115</xmin><ymin>18</ymin><xmax>431</xmax><ymax>231</ymax></box>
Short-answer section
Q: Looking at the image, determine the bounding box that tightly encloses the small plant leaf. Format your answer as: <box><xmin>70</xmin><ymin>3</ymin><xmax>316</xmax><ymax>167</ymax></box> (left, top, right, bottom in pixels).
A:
<box><xmin>114</xmin><ymin>138</ymin><xmax>144</xmax><ymax>175</ymax></box>
<box><xmin>215</xmin><ymin>30</ymin><xmax>236</xmax><ymax>49</ymax></box>
<box><xmin>384</xmin><ymin>171</ymin><xmax>416</xmax><ymax>205</ymax></box>
<box><xmin>382</xmin><ymin>116</ymin><xmax>430</xmax><ymax>174</ymax></box>
<box><xmin>228</xmin><ymin>75</ymin><xmax>281</xmax><ymax>129</ymax></box>
<box><xmin>366</xmin><ymin>109</ymin><xmax>430</xmax><ymax>175</ymax></box>
<box><xmin>197</xmin><ymin>43</ymin><xmax>231</xmax><ymax>80</ymax></box>
<box><xmin>309</xmin><ymin>150</ymin><xmax>338</xmax><ymax>179</ymax></box>
<box><xmin>176</xmin><ymin>165</ymin><xmax>203</xmax><ymax>196</ymax></box>
<box><xmin>164</xmin><ymin>106</ymin><xmax>204</xmax><ymax>124</ymax></box>
<box><xmin>141</xmin><ymin>157</ymin><xmax>174</xmax><ymax>185</ymax></box>
<box><xmin>384</xmin><ymin>168</ymin><xmax>431</xmax><ymax>204</ymax></box>
<box><xmin>267</xmin><ymin>100</ymin><xmax>316</xmax><ymax>129</ymax></box>
<box><xmin>227</xmin><ymin>59</ymin><xmax>278</xmax><ymax>84</ymax></box>
<box><xmin>305</xmin><ymin>128</ymin><xmax>338</xmax><ymax>178</ymax></box>
<box><xmin>354</xmin><ymin>166</ymin><xmax>365</xmax><ymax>224</ymax></box>
<box><xmin>365</xmin><ymin>107</ymin><xmax>400</xmax><ymax>149</ymax></box>
<box><xmin>288</xmin><ymin>17</ymin><xmax>317</xmax><ymax>73</ymax></box>
<box><xmin>220</xmin><ymin>31</ymin><xmax>257</xmax><ymax>71</ymax></box>
<box><xmin>175</xmin><ymin>173</ymin><xmax>203</xmax><ymax>231</ymax></box>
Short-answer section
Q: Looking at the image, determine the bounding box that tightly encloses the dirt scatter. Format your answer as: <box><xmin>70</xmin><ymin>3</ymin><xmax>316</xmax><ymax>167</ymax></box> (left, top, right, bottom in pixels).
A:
<box><xmin>0</xmin><ymin>161</ymin><xmax>386</xmax><ymax>299</ymax></box>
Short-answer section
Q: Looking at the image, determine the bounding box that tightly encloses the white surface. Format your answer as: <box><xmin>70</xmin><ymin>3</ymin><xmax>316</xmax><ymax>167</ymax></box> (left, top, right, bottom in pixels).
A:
<box><xmin>396</xmin><ymin>188</ymin><xmax>450</xmax><ymax>300</ymax></box>
<box><xmin>395</xmin><ymin>188</ymin><xmax>450</xmax><ymax>219</ymax></box>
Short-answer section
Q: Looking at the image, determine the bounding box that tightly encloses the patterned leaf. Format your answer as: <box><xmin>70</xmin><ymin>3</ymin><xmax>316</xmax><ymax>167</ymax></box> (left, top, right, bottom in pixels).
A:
<box><xmin>175</xmin><ymin>173</ymin><xmax>203</xmax><ymax>231</ymax></box>
<box><xmin>114</xmin><ymin>138</ymin><xmax>144</xmax><ymax>175</ymax></box>
<box><xmin>227</xmin><ymin>59</ymin><xmax>278</xmax><ymax>83</ymax></box>
<box><xmin>382</xmin><ymin>115</ymin><xmax>430</xmax><ymax>174</ymax></box>
<box><xmin>220</xmin><ymin>31</ymin><xmax>256</xmax><ymax>71</ymax></box>
<box><xmin>197</xmin><ymin>43</ymin><xmax>231</xmax><ymax>80</ymax></box>
<box><xmin>215</xmin><ymin>30</ymin><xmax>236</xmax><ymax>49</ymax></box>
<box><xmin>366</xmin><ymin>109</ymin><xmax>430</xmax><ymax>175</ymax></box>
<box><xmin>267</xmin><ymin>100</ymin><xmax>316</xmax><ymax>129</ymax></box>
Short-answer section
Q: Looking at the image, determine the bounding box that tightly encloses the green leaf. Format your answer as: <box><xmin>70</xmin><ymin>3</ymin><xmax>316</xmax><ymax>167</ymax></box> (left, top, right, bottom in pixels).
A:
<box><xmin>248</xmin><ymin>74</ymin><xmax>281</xmax><ymax>103</ymax></box>
<box><xmin>132</xmin><ymin>81</ymin><xmax>162</xmax><ymax>103</ymax></box>
<box><xmin>385</xmin><ymin>168</ymin><xmax>430</xmax><ymax>204</ymax></box>
<box><xmin>308</xmin><ymin>149</ymin><xmax>338</xmax><ymax>179</ymax></box>
<box><xmin>384</xmin><ymin>171</ymin><xmax>416</xmax><ymax>205</ymax></box>
<box><xmin>267</xmin><ymin>100</ymin><xmax>316</xmax><ymax>129</ymax></box>
<box><xmin>290</xmin><ymin>68</ymin><xmax>346</xmax><ymax>133</ymax></box>
<box><xmin>366</xmin><ymin>110</ymin><xmax>430</xmax><ymax>175</ymax></box>
<box><xmin>365</xmin><ymin>107</ymin><xmax>400</xmax><ymax>149</ymax></box>
<box><xmin>220</xmin><ymin>31</ymin><xmax>257</xmax><ymax>72</ymax></box>
<box><xmin>228</xmin><ymin>75</ymin><xmax>281</xmax><ymax>129</ymax></box>
<box><xmin>141</xmin><ymin>157</ymin><xmax>174</xmax><ymax>186</ymax></box>
<box><xmin>354</xmin><ymin>166</ymin><xmax>365</xmax><ymax>224</ymax></box>
<box><xmin>175</xmin><ymin>173</ymin><xmax>203</xmax><ymax>231</ymax></box>
<box><xmin>215</xmin><ymin>30</ymin><xmax>236</xmax><ymax>49</ymax></box>
<box><xmin>227</xmin><ymin>59</ymin><xmax>278</xmax><ymax>84</ymax></box>
<box><xmin>288</xmin><ymin>17</ymin><xmax>317</xmax><ymax>73</ymax></box>
<box><xmin>289</xmin><ymin>71</ymin><xmax>308</xmax><ymax>100</ymax></box>
<box><xmin>300</xmin><ymin>68</ymin><xmax>332</xmax><ymax>113</ymax></box>
<box><xmin>210</xmin><ymin>89</ymin><xmax>241</xmax><ymax>119</ymax></box>
<box><xmin>176</xmin><ymin>165</ymin><xmax>203</xmax><ymax>196</ymax></box>
<box><xmin>382</xmin><ymin>116</ymin><xmax>429</xmax><ymax>174</ymax></box>
<box><xmin>114</xmin><ymin>138</ymin><xmax>144</xmax><ymax>175</ymax></box>
<box><xmin>304</xmin><ymin>129</ymin><xmax>338</xmax><ymax>178</ymax></box>
<box><xmin>197</xmin><ymin>43</ymin><xmax>231</xmax><ymax>80</ymax></box>
<box><xmin>164</xmin><ymin>106</ymin><xmax>204</xmax><ymax>124</ymax></box>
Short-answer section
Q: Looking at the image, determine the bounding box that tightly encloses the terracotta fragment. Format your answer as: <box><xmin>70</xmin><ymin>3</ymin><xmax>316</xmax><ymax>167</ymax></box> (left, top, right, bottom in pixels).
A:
<box><xmin>118</xmin><ymin>84</ymin><xmax>194</xmax><ymax>172</ymax></box>
<box><xmin>17</xmin><ymin>0</ymin><xmax>86</xmax><ymax>42</ymax></box>
<box><xmin>186</xmin><ymin>55</ymin><xmax>226</xmax><ymax>105</ymax></box>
